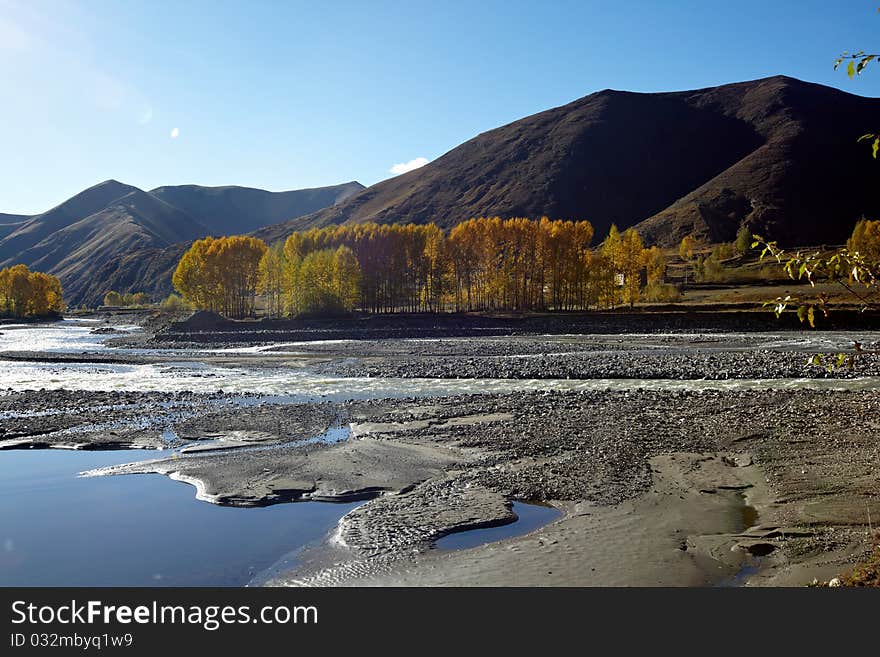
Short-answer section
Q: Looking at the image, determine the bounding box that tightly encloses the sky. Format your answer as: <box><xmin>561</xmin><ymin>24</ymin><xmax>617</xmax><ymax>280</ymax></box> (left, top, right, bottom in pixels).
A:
<box><xmin>1</xmin><ymin>0</ymin><xmax>879</xmax><ymax>215</ymax></box>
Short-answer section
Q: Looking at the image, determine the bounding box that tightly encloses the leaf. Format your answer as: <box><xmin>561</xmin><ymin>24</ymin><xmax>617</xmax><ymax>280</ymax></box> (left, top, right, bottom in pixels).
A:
<box><xmin>797</xmin><ymin>305</ymin><xmax>807</xmax><ymax>323</ymax></box>
<box><xmin>874</xmin><ymin>137</ymin><xmax>879</xmax><ymax>159</ymax></box>
<box><xmin>848</xmin><ymin>61</ymin><xmax>856</xmax><ymax>78</ymax></box>
<box><xmin>807</xmin><ymin>306</ymin><xmax>815</xmax><ymax>328</ymax></box>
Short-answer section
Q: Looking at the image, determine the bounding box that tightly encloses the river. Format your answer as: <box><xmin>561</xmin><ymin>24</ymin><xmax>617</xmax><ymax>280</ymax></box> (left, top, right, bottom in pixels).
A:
<box><xmin>1</xmin><ymin>319</ymin><xmax>878</xmax><ymax>586</ymax></box>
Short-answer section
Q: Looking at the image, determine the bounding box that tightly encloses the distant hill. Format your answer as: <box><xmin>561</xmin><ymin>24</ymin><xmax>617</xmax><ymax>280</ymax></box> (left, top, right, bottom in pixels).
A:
<box><xmin>256</xmin><ymin>76</ymin><xmax>880</xmax><ymax>247</ymax></box>
<box><xmin>6</xmin><ymin>75</ymin><xmax>879</xmax><ymax>307</ymax></box>
<box><xmin>0</xmin><ymin>180</ymin><xmax>139</xmax><ymax>263</ymax></box>
<box><xmin>0</xmin><ymin>180</ymin><xmax>364</xmax><ymax>306</ymax></box>
<box><xmin>150</xmin><ymin>181</ymin><xmax>364</xmax><ymax>235</ymax></box>
<box><xmin>0</xmin><ymin>213</ymin><xmax>28</xmax><ymax>240</ymax></box>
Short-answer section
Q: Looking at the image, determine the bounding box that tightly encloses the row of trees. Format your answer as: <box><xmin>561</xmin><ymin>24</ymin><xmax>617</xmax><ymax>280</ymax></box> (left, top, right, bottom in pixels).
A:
<box><xmin>256</xmin><ymin>218</ymin><xmax>666</xmax><ymax>315</ymax></box>
<box><xmin>0</xmin><ymin>265</ymin><xmax>64</xmax><ymax>317</ymax></box>
<box><xmin>171</xmin><ymin>218</ymin><xmax>675</xmax><ymax>318</ymax></box>
<box><xmin>173</xmin><ymin>218</ymin><xmax>668</xmax><ymax>317</ymax></box>
<box><xmin>103</xmin><ymin>291</ymin><xmax>151</xmax><ymax>307</ymax></box>
<box><xmin>178</xmin><ymin>218</ymin><xmax>673</xmax><ymax>318</ymax></box>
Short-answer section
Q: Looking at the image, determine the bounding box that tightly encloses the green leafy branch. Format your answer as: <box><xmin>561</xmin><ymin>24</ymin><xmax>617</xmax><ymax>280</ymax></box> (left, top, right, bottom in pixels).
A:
<box><xmin>752</xmin><ymin>235</ymin><xmax>880</xmax><ymax>337</ymax></box>
<box><xmin>835</xmin><ymin>27</ymin><xmax>879</xmax><ymax>158</ymax></box>
<box><xmin>752</xmin><ymin>235</ymin><xmax>880</xmax><ymax>369</ymax></box>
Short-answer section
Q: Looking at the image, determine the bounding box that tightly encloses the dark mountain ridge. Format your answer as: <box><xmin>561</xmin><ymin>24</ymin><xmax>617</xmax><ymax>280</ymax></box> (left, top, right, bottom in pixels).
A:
<box><xmin>256</xmin><ymin>76</ymin><xmax>880</xmax><ymax>247</ymax></box>
<box><xmin>5</xmin><ymin>75</ymin><xmax>878</xmax><ymax>307</ymax></box>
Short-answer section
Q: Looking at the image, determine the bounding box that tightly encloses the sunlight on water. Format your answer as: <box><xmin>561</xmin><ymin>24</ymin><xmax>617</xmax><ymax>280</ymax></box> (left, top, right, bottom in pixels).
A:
<box><xmin>2</xmin><ymin>359</ymin><xmax>880</xmax><ymax>397</ymax></box>
<box><xmin>2</xmin><ymin>324</ymin><xmax>880</xmax><ymax>397</ymax></box>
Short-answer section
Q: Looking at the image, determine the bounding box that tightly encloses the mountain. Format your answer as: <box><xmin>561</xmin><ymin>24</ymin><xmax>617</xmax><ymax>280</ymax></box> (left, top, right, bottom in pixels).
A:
<box><xmin>149</xmin><ymin>181</ymin><xmax>364</xmax><ymax>235</ymax></box>
<box><xmin>0</xmin><ymin>214</ymin><xmax>28</xmax><ymax>240</ymax></box>
<box><xmin>0</xmin><ymin>180</ymin><xmax>139</xmax><ymax>263</ymax></box>
<box><xmin>256</xmin><ymin>76</ymin><xmax>880</xmax><ymax>247</ymax></box>
<box><xmin>73</xmin><ymin>242</ymin><xmax>190</xmax><ymax>309</ymax></box>
<box><xmin>0</xmin><ymin>180</ymin><xmax>365</xmax><ymax>306</ymax></box>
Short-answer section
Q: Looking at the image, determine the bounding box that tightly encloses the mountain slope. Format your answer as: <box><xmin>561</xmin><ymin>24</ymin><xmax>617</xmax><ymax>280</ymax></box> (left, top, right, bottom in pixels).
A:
<box><xmin>0</xmin><ymin>213</ymin><xmax>28</xmax><ymax>240</ymax></box>
<box><xmin>0</xmin><ymin>180</ymin><xmax>364</xmax><ymax>306</ymax></box>
<box><xmin>0</xmin><ymin>180</ymin><xmax>139</xmax><ymax>262</ymax></box>
<box><xmin>73</xmin><ymin>242</ymin><xmax>190</xmax><ymax>309</ymax></box>
<box><xmin>256</xmin><ymin>76</ymin><xmax>880</xmax><ymax>247</ymax></box>
<box><xmin>150</xmin><ymin>181</ymin><xmax>364</xmax><ymax>236</ymax></box>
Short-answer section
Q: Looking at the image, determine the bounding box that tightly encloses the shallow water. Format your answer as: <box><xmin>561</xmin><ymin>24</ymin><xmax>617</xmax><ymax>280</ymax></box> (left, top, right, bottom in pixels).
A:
<box><xmin>1</xmin><ymin>323</ymin><xmax>876</xmax><ymax>586</ymax></box>
<box><xmin>433</xmin><ymin>502</ymin><xmax>562</xmax><ymax>551</ymax></box>
<box><xmin>0</xmin><ymin>449</ymin><xmax>359</xmax><ymax>586</ymax></box>
<box><xmin>5</xmin><ymin>357</ymin><xmax>880</xmax><ymax>396</ymax></box>
<box><xmin>4</xmin><ymin>324</ymin><xmax>880</xmax><ymax>396</ymax></box>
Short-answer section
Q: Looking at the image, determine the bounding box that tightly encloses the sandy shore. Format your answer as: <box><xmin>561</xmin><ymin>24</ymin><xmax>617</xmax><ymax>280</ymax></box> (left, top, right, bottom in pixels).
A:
<box><xmin>72</xmin><ymin>389</ymin><xmax>880</xmax><ymax>586</ymax></box>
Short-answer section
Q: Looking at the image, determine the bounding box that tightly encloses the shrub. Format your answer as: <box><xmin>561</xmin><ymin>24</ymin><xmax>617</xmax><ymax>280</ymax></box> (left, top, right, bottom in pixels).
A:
<box><xmin>161</xmin><ymin>293</ymin><xmax>190</xmax><ymax>311</ymax></box>
<box><xmin>643</xmin><ymin>283</ymin><xmax>681</xmax><ymax>303</ymax></box>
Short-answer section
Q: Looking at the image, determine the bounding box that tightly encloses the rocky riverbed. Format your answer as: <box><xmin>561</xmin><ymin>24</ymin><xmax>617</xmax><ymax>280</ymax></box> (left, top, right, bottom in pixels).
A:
<box><xmin>3</xmin><ymin>314</ymin><xmax>879</xmax><ymax>586</ymax></box>
<box><xmin>76</xmin><ymin>388</ymin><xmax>880</xmax><ymax>586</ymax></box>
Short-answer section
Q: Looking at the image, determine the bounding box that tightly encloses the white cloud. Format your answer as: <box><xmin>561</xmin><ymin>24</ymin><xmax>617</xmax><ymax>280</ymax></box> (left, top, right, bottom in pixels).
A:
<box><xmin>170</xmin><ymin>127</ymin><xmax>180</xmax><ymax>139</ymax></box>
<box><xmin>389</xmin><ymin>157</ymin><xmax>429</xmax><ymax>175</ymax></box>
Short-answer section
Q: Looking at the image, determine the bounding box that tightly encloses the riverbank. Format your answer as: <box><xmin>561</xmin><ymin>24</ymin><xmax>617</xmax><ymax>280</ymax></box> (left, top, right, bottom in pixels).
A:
<box><xmin>78</xmin><ymin>389</ymin><xmax>880</xmax><ymax>586</ymax></box>
<box><xmin>108</xmin><ymin>308</ymin><xmax>880</xmax><ymax>349</ymax></box>
<box><xmin>3</xmin><ymin>319</ymin><xmax>878</xmax><ymax>587</ymax></box>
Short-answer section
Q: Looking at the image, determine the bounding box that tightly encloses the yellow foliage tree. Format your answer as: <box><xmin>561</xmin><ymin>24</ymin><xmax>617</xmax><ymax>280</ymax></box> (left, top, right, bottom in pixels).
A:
<box><xmin>258</xmin><ymin>242</ymin><xmax>287</xmax><ymax>317</ymax></box>
<box><xmin>644</xmin><ymin>246</ymin><xmax>666</xmax><ymax>285</ymax></box>
<box><xmin>0</xmin><ymin>265</ymin><xmax>64</xmax><ymax>317</ymax></box>
<box><xmin>173</xmin><ymin>235</ymin><xmax>267</xmax><ymax>318</ymax></box>
<box><xmin>847</xmin><ymin>219</ymin><xmax>880</xmax><ymax>263</ymax></box>
<box><xmin>332</xmin><ymin>245</ymin><xmax>361</xmax><ymax>312</ymax></box>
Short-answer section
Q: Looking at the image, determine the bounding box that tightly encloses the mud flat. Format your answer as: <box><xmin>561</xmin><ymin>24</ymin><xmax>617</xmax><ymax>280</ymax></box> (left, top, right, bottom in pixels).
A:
<box><xmin>0</xmin><ymin>389</ymin><xmax>331</xmax><ymax>450</ymax></box>
<box><xmin>75</xmin><ymin>389</ymin><xmax>880</xmax><ymax>587</ymax></box>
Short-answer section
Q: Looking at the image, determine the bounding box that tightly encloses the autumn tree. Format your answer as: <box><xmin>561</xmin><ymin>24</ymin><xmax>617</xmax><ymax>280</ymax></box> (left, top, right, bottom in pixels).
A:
<box><xmin>0</xmin><ymin>265</ymin><xmax>64</xmax><ymax>317</ymax></box>
<box><xmin>332</xmin><ymin>245</ymin><xmax>361</xmax><ymax>312</ymax></box>
<box><xmin>617</xmin><ymin>228</ymin><xmax>645</xmax><ymax>308</ymax></box>
<box><xmin>735</xmin><ymin>225</ymin><xmax>752</xmax><ymax>255</ymax></box>
<box><xmin>258</xmin><ymin>241</ymin><xmax>287</xmax><ymax>317</ymax></box>
<box><xmin>644</xmin><ymin>246</ymin><xmax>666</xmax><ymax>285</ymax></box>
<box><xmin>161</xmin><ymin>294</ymin><xmax>190</xmax><ymax>311</ymax></box>
<box><xmin>173</xmin><ymin>236</ymin><xmax>267</xmax><ymax>318</ymax></box>
<box><xmin>847</xmin><ymin>218</ymin><xmax>880</xmax><ymax>263</ymax></box>
<box><xmin>679</xmin><ymin>235</ymin><xmax>698</xmax><ymax>285</ymax></box>
<box><xmin>103</xmin><ymin>291</ymin><xmax>124</xmax><ymax>307</ymax></box>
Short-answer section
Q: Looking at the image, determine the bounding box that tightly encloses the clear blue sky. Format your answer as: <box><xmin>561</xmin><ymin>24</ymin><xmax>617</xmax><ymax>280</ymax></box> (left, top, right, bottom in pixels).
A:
<box><xmin>1</xmin><ymin>0</ymin><xmax>878</xmax><ymax>214</ymax></box>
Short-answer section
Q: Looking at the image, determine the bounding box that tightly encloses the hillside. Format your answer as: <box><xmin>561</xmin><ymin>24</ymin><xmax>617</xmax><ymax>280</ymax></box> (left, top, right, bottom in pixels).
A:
<box><xmin>0</xmin><ymin>180</ymin><xmax>364</xmax><ymax>306</ymax></box>
<box><xmin>0</xmin><ymin>180</ymin><xmax>139</xmax><ymax>262</ymax></box>
<box><xmin>256</xmin><ymin>76</ymin><xmax>880</xmax><ymax>247</ymax></box>
<box><xmin>149</xmin><ymin>181</ymin><xmax>364</xmax><ymax>235</ymax></box>
<box><xmin>0</xmin><ymin>214</ymin><xmax>28</xmax><ymax>239</ymax></box>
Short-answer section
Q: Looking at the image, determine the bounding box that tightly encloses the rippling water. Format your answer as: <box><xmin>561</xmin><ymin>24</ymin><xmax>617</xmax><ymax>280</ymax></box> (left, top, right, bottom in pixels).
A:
<box><xmin>2</xmin><ymin>322</ymin><xmax>880</xmax><ymax>396</ymax></box>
